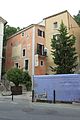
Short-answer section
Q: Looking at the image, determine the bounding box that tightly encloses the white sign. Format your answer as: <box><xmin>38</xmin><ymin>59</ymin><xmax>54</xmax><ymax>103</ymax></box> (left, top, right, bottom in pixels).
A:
<box><xmin>35</xmin><ymin>54</ymin><xmax>38</xmax><ymax>66</ymax></box>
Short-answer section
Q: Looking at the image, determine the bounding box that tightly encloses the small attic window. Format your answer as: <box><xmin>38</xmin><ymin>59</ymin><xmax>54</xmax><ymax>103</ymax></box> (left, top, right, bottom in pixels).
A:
<box><xmin>53</xmin><ymin>22</ymin><xmax>58</xmax><ymax>28</ymax></box>
<box><xmin>22</xmin><ymin>32</ymin><xmax>24</xmax><ymax>36</ymax></box>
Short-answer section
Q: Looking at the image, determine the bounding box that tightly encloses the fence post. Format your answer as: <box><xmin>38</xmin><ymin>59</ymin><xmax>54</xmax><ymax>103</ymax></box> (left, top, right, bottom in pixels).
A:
<box><xmin>32</xmin><ymin>90</ymin><xmax>34</xmax><ymax>102</ymax></box>
<box><xmin>53</xmin><ymin>90</ymin><xmax>56</xmax><ymax>103</ymax></box>
<box><xmin>12</xmin><ymin>92</ymin><xmax>13</xmax><ymax>101</ymax></box>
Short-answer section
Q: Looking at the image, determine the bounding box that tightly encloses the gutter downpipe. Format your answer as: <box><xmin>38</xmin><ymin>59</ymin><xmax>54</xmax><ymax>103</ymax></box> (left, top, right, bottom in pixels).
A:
<box><xmin>32</xmin><ymin>26</ymin><xmax>35</xmax><ymax>102</ymax></box>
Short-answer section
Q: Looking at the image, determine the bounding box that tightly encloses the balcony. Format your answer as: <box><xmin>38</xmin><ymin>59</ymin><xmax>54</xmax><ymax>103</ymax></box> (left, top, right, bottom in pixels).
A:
<box><xmin>37</xmin><ymin>51</ymin><xmax>46</xmax><ymax>56</ymax></box>
<box><xmin>36</xmin><ymin>44</ymin><xmax>47</xmax><ymax>57</ymax></box>
<box><xmin>36</xmin><ymin>49</ymin><xmax>47</xmax><ymax>57</ymax></box>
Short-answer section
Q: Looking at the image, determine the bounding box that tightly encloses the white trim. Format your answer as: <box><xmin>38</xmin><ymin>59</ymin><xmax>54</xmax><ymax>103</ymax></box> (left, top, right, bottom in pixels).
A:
<box><xmin>32</xmin><ymin>26</ymin><xmax>35</xmax><ymax>90</ymax></box>
<box><xmin>37</xmin><ymin>42</ymin><xmax>44</xmax><ymax>45</ymax></box>
<box><xmin>32</xmin><ymin>26</ymin><xmax>35</xmax><ymax>75</ymax></box>
<box><xmin>0</xmin><ymin>22</ymin><xmax>5</xmax><ymax>80</ymax></box>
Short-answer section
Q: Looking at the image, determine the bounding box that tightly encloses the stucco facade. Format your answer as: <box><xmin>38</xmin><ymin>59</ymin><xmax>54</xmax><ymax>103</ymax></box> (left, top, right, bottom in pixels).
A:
<box><xmin>5</xmin><ymin>10</ymin><xmax>80</xmax><ymax>75</ymax></box>
<box><xmin>44</xmin><ymin>10</ymin><xmax>80</xmax><ymax>74</ymax></box>
<box><xmin>5</xmin><ymin>24</ymin><xmax>46</xmax><ymax>76</ymax></box>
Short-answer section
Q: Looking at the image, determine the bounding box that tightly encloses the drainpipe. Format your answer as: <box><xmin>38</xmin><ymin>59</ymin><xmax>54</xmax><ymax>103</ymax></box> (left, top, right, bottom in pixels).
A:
<box><xmin>32</xmin><ymin>26</ymin><xmax>35</xmax><ymax>102</ymax></box>
<box><xmin>32</xmin><ymin>26</ymin><xmax>35</xmax><ymax>90</ymax></box>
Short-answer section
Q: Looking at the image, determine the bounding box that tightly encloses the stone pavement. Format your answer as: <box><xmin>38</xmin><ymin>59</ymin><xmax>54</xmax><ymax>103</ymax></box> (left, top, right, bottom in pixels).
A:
<box><xmin>0</xmin><ymin>91</ymin><xmax>80</xmax><ymax>109</ymax></box>
<box><xmin>0</xmin><ymin>91</ymin><xmax>32</xmax><ymax>102</ymax></box>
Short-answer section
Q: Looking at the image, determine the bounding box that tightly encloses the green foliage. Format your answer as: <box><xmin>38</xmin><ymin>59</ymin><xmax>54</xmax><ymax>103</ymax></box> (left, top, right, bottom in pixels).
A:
<box><xmin>2</xmin><ymin>25</ymin><xmax>20</xmax><ymax>75</ymax></box>
<box><xmin>51</xmin><ymin>21</ymin><xmax>78</xmax><ymax>74</ymax></box>
<box><xmin>21</xmin><ymin>71</ymin><xmax>32</xmax><ymax>91</ymax></box>
<box><xmin>74</xmin><ymin>10</ymin><xmax>80</xmax><ymax>26</ymax></box>
<box><xmin>6</xmin><ymin>68</ymin><xmax>32</xmax><ymax>90</ymax></box>
<box><xmin>6</xmin><ymin>68</ymin><xmax>22</xmax><ymax>86</ymax></box>
<box><xmin>3</xmin><ymin>25</ymin><xmax>20</xmax><ymax>45</ymax></box>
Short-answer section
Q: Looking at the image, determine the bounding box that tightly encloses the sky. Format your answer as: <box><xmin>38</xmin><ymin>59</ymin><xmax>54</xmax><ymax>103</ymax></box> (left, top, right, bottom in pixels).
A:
<box><xmin>0</xmin><ymin>0</ymin><xmax>80</xmax><ymax>28</ymax></box>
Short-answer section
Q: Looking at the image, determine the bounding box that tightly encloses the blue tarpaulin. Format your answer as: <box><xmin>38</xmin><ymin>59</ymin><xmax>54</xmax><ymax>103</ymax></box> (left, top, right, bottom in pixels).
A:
<box><xmin>34</xmin><ymin>74</ymin><xmax>80</xmax><ymax>102</ymax></box>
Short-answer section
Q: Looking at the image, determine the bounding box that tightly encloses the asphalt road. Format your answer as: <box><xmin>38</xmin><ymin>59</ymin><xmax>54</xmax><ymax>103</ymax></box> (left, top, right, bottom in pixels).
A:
<box><xmin>0</xmin><ymin>100</ymin><xmax>80</xmax><ymax>120</ymax></box>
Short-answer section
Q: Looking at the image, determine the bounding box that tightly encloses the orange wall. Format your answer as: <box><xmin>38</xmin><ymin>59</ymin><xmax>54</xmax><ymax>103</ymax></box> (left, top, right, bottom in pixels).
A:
<box><xmin>5</xmin><ymin>25</ymin><xmax>46</xmax><ymax>75</ymax></box>
<box><xmin>34</xmin><ymin>25</ymin><xmax>46</xmax><ymax>75</ymax></box>
<box><xmin>5</xmin><ymin>27</ymin><xmax>33</xmax><ymax>75</ymax></box>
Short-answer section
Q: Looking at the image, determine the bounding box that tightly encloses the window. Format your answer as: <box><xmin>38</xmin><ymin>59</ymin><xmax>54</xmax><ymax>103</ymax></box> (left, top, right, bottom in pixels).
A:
<box><xmin>38</xmin><ymin>29</ymin><xmax>45</xmax><ymax>38</ymax></box>
<box><xmin>38</xmin><ymin>29</ymin><xmax>42</xmax><ymax>36</ymax></box>
<box><xmin>22</xmin><ymin>49</ymin><xmax>26</xmax><ymax>57</ymax></box>
<box><xmin>53</xmin><ymin>34</ymin><xmax>60</xmax><ymax>40</ymax></box>
<box><xmin>22</xmin><ymin>32</ymin><xmax>24</xmax><ymax>36</ymax></box>
<box><xmin>53</xmin><ymin>22</ymin><xmax>58</xmax><ymax>28</ymax></box>
<box><xmin>37</xmin><ymin>44</ymin><xmax>44</xmax><ymax>55</ymax></box>
<box><xmin>25</xmin><ymin>60</ymin><xmax>28</xmax><ymax>70</ymax></box>
<box><xmin>40</xmin><ymin>60</ymin><xmax>44</xmax><ymax>66</ymax></box>
<box><xmin>43</xmin><ymin>31</ymin><xmax>45</xmax><ymax>38</ymax></box>
<box><xmin>15</xmin><ymin>63</ymin><xmax>19</xmax><ymax>68</ymax></box>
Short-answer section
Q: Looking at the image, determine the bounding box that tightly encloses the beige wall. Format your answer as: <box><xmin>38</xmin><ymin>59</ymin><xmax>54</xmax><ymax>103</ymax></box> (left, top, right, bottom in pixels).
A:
<box><xmin>45</xmin><ymin>11</ymin><xmax>80</xmax><ymax>74</ymax></box>
<box><xmin>67</xmin><ymin>12</ymin><xmax>80</xmax><ymax>71</ymax></box>
<box><xmin>68</xmin><ymin>13</ymin><xmax>80</xmax><ymax>57</ymax></box>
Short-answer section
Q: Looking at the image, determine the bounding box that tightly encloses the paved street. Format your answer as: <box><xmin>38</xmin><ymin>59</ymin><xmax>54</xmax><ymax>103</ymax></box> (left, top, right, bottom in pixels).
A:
<box><xmin>0</xmin><ymin>93</ymin><xmax>80</xmax><ymax>120</ymax></box>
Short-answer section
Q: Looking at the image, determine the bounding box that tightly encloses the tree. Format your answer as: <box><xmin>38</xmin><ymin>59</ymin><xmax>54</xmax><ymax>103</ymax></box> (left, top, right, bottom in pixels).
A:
<box><xmin>6</xmin><ymin>68</ymin><xmax>32</xmax><ymax>90</ymax></box>
<box><xmin>74</xmin><ymin>10</ymin><xmax>80</xmax><ymax>26</ymax></box>
<box><xmin>3</xmin><ymin>25</ymin><xmax>20</xmax><ymax>45</ymax></box>
<box><xmin>51</xmin><ymin>22</ymin><xmax>78</xmax><ymax>74</ymax></box>
<box><xmin>21</xmin><ymin>71</ymin><xmax>32</xmax><ymax>91</ymax></box>
<box><xmin>6</xmin><ymin>68</ymin><xmax>22</xmax><ymax>86</ymax></box>
<box><xmin>2</xmin><ymin>25</ymin><xmax>20</xmax><ymax>75</ymax></box>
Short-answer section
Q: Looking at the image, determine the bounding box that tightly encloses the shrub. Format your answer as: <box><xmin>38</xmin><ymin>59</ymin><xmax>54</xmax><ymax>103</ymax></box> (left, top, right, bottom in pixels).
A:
<box><xmin>6</xmin><ymin>68</ymin><xmax>22</xmax><ymax>86</ymax></box>
<box><xmin>6</xmin><ymin>68</ymin><xmax>32</xmax><ymax>90</ymax></box>
<box><xmin>22</xmin><ymin>71</ymin><xmax>32</xmax><ymax>91</ymax></box>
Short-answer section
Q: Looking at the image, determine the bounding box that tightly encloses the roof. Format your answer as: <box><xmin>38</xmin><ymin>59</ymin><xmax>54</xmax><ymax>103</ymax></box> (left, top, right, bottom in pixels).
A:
<box><xmin>43</xmin><ymin>10</ymin><xmax>68</xmax><ymax>20</ymax></box>
<box><xmin>7</xmin><ymin>24</ymin><xmax>34</xmax><ymax>39</ymax></box>
<box><xmin>7</xmin><ymin>24</ymin><xmax>45</xmax><ymax>40</ymax></box>
<box><xmin>0</xmin><ymin>17</ymin><xmax>7</xmax><ymax>25</ymax></box>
